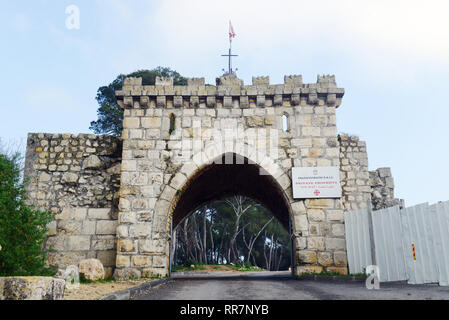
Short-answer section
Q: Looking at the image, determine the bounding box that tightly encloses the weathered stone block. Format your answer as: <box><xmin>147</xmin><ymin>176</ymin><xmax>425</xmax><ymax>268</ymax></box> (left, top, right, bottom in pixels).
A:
<box><xmin>0</xmin><ymin>277</ymin><xmax>65</xmax><ymax>300</ymax></box>
<box><xmin>129</xmin><ymin>224</ymin><xmax>152</xmax><ymax>238</ymax></box>
<box><xmin>123</xmin><ymin>117</ymin><xmax>140</xmax><ymax>129</ymax></box>
<box><xmin>114</xmin><ymin>268</ymin><xmax>141</xmax><ymax>280</ymax></box>
<box><xmin>83</xmin><ymin>155</ymin><xmax>103</xmax><ymax>169</ymax></box>
<box><xmin>308</xmin><ymin>209</ymin><xmax>325</xmax><ymax>222</ymax></box>
<box><xmin>81</xmin><ymin>221</ymin><xmax>96</xmax><ymax>235</ymax></box>
<box><xmin>308</xmin><ymin>237</ymin><xmax>325</xmax><ymax>251</ymax></box>
<box><xmin>61</xmin><ymin>172</ymin><xmax>78</xmax><ymax>184</ymax></box>
<box><xmin>116</xmin><ymin>255</ymin><xmax>130</xmax><ymax>268</ymax></box>
<box><xmin>139</xmin><ymin>240</ymin><xmax>165</xmax><ymax>254</ymax></box>
<box><xmin>152</xmin><ymin>255</ymin><xmax>167</xmax><ymax>268</ymax></box>
<box><xmin>291</xmin><ymin>201</ymin><xmax>306</xmax><ymax>214</ymax></box>
<box><xmin>88</xmin><ymin>208</ymin><xmax>111</xmax><ymax>220</ymax></box>
<box><xmin>297</xmin><ymin>250</ymin><xmax>317</xmax><ymax>265</ymax></box>
<box><xmin>68</xmin><ymin>236</ymin><xmax>91</xmax><ymax>251</ymax></box>
<box><xmin>333</xmin><ymin>251</ymin><xmax>348</xmax><ymax>267</ymax></box>
<box><xmin>142</xmin><ymin>117</ymin><xmax>162</xmax><ymax>128</ymax></box>
<box><xmin>246</xmin><ymin>116</ymin><xmax>263</xmax><ymax>127</ymax></box>
<box><xmin>46</xmin><ymin>236</ymin><xmax>67</xmax><ymax>251</ymax></box>
<box><xmin>58</xmin><ymin>221</ymin><xmax>82</xmax><ymax>235</ymax></box>
<box><xmin>118</xmin><ymin>239</ymin><xmax>137</xmax><ymax>253</ymax></box>
<box><xmin>132</xmin><ymin>255</ymin><xmax>152</xmax><ymax>267</ymax></box>
<box><xmin>119</xmin><ymin>212</ymin><xmax>137</xmax><ymax>224</ymax></box>
<box><xmin>91</xmin><ymin>236</ymin><xmax>116</xmax><ymax>251</ymax></box>
<box><xmin>305</xmin><ymin>199</ymin><xmax>335</xmax><ymax>209</ymax></box>
<box><xmin>317</xmin><ymin>252</ymin><xmax>333</xmax><ymax>266</ymax></box>
<box><xmin>294</xmin><ymin>214</ymin><xmax>309</xmax><ymax>232</ymax></box>
<box><xmin>96</xmin><ymin>221</ymin><xmax>118</xmax><ymax>235</ymax></box>
<box><xmin>325</xmin><ymin>238</ymin><xmax>346</xmax><ymax>251</ymax></box>
<box><xmin>327</xmin><ymin>210</ymin><xmax>344</xmax><ymax>222</ymax></box>
<box><xmin>331</xmin><ymin>224</ymin><xmax>345</xmax><ymax>237</ymax></box>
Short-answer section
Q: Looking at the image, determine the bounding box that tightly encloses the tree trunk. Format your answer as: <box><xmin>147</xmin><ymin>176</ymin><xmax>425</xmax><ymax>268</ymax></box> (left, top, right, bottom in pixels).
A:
<box><xmin>202</xmin><ymin>207</ymin><xmax>207</xmax><ymax>264</ymax></box>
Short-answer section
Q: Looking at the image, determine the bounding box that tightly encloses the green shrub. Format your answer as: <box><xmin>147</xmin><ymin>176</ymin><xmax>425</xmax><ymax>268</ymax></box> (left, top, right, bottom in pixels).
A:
<box><xmin>0</xmin><ymin>153</ymin><xmax>55</xmax><ymax>276</ymax></box>
<box><xmin>183</xmin><ymin>259</ymin><xmax>198</xmax><ymax>268</ymax></box>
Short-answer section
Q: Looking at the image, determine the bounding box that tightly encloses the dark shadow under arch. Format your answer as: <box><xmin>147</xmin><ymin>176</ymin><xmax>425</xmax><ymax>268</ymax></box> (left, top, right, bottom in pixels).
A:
<box><xmin>171</xmin><ymin>153</ymin><xmax>292</xmax><ymax>231</ymax></box>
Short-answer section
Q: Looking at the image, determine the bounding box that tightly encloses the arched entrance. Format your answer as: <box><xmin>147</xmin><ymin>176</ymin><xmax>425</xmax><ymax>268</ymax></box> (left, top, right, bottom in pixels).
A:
<box><xmin>113</xmin><ymin>73</ymin><xmax>350</xmax><ymax>280</ymax></box>
<box><xmin>168</xmin><ymin>153</ymin><xmax>294</xmax><ymax>274</ymax></box>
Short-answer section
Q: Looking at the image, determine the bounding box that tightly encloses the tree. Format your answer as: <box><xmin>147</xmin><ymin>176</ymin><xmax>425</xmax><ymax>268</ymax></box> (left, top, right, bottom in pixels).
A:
<box><xmin>90</xmin><ymin>67</ymin><xmax>187</xmax><ymax>136</ymax></box>
<box><xmin>173</xmin><ymin>196</ymin><xmax>292</xmax><ymax>270</ymax></box>
<box><xmin>0</xmin><ymin>152</ymin><xmax>55</xmax><ymax>276</ymax></box>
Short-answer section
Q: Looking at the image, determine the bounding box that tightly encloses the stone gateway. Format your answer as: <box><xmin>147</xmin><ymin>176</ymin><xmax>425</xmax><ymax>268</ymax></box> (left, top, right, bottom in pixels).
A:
<box><xmin>24</xmin><ymin>73</ymin><xmax>403</xmax><ymax>279</ymax></box>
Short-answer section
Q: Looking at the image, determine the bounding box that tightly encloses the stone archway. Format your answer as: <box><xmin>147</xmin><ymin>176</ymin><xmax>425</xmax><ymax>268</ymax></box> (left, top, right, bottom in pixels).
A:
<box><xmin>167</xmin><ymin>152</ymin><xmax>295</xmax><ymax>272</ymax></box>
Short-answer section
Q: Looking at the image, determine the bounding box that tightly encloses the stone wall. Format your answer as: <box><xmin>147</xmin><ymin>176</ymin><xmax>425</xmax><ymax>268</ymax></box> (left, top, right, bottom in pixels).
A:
<box><xmin>21</xmin><ymin>74</ymin><xmax>405</xmax><ymax>280</ymax></box>
<box><xmin>24</xmin><ymin>133</ymin><xmax>122</xmax><ymax>277</ymax></box>
<box><xmin>369</xmin><ymin>168</ymin><xmax>405</xmax><ymax>210</ymax></box>
<box><xmin>339</xmin><ymin>136</ymin><xmax>403</xmax><ymax>212</ymax></box>
<box><xmin>339</xmin><ymin>135</ymin><xmax>372</xmax><ymax>211</ymax></box>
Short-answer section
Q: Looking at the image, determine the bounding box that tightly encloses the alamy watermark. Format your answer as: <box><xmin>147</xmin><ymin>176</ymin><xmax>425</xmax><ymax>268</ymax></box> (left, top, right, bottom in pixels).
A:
<box><xmin>165</xmin><ymin>120</ymin><xmax>280</xmax><ymax>176</ymax></box>
<box><xmin>65</xmin><ymin>5</ymin><xmax>80</xmax><ymax>30</ymax></box>
<box><xmin>365</xmin><ymin>265</ymin><xmax>380</xmax><ymax>290</ymax></box>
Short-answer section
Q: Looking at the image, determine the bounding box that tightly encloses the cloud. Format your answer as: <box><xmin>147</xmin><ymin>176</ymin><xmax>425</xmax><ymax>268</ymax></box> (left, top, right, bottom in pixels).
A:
<box><xmin>149</xmin><ymin>0</ymin><xmax>449</xmax><ymax>71</ymax></box>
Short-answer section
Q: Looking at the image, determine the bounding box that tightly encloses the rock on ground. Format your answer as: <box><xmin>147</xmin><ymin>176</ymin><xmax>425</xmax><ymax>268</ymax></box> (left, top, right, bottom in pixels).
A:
<box><xmin>79</xmin><ymin>259</ymin><xmax>105</xmax><ymax>281</ymax></box>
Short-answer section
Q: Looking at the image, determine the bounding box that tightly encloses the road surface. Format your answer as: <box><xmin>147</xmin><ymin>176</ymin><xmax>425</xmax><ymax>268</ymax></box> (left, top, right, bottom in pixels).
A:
<box><xmin>132</xmin><ymin>271</ymin><xmax>449</xmax><ymax>300</ymax></box>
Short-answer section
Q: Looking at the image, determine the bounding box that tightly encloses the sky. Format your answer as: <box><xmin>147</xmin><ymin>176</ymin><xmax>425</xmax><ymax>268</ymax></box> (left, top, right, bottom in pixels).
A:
<box><xmin>1</xmin><ymin>0</ymin><xmax>448</xmax><ymax>206</ymax></box>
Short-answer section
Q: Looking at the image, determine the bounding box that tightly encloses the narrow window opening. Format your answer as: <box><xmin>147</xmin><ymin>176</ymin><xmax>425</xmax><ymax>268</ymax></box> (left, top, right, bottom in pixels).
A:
<box><xmin>282</xmin><ymin>114</ymin><xmax>289</xmax><ymax>132</ymax></box>
<box><xmin>169</xmin><ymin>113</ymin><xmax>176</xmax><ymax>135</ymax></box>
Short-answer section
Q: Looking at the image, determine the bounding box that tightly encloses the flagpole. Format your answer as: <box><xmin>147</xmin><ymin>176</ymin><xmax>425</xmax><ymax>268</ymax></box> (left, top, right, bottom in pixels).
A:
<box><xmin>222</xmin><ymin>21</ymin><xmax>237</xmax><ymax>75</ymax></box>
<box><xmin>229</xmin><ymin>21</ymin><xmax>232</xmax><ymax>74</ymax></box>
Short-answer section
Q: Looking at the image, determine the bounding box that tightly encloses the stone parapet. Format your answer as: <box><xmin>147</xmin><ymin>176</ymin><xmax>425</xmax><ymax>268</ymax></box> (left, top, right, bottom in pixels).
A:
<box><xmin>116</xmin><ymin>74</ymin><xmax>344</xmax><ymax>109</ymax></box>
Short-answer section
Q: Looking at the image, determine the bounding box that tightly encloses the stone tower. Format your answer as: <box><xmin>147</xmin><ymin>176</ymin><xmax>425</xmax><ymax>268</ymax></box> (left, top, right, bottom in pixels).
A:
<box><xmin>112</xmin><ymin>73</ymin><xmax>347</xmax><ymax>278</ymax></box>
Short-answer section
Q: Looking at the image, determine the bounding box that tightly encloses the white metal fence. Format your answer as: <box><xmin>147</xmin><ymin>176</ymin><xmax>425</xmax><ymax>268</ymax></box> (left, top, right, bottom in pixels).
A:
<box><xmin>345</xmin><ymin>201</ymin><xmax>449</xmax><ymax>286</ymax></box>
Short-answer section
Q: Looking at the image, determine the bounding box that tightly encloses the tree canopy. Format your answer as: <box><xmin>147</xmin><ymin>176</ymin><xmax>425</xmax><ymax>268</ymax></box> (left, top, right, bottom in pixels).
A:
<box><xmin>90</xmin><ymin>67</ymin><xmax>187</xmax><ymax>136</ymax></box>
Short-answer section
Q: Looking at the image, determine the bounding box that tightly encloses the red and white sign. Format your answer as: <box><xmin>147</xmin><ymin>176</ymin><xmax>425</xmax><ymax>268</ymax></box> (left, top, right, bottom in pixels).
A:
<box><xmin>292</xmin><ymin>167</ymin><xmax>342</xmax><ymax>199</ymax></box>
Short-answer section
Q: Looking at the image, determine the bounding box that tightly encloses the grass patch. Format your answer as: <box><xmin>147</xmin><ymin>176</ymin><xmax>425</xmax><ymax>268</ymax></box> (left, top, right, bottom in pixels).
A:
<box><xmin>171</xmin><ymin>263</ymin><xmax>265</xmax><ymax>273</ymax></box>
<box><xmin>295</xmin><ymin>268</ymin><xmax>366</xmax><ymax>279</ymax></box>
<box><xmin>79</xmin><ymin>275</ymin><xmax>116</xmax><ymax>284</ymax></box>
<box><xmin>79</xmin><ymin>274</ymin><xmax>163</xmax><ymax>284</ymax></box>
<box><xmin>226</xmin><ymin>264</ymin><xmax>265</xmax><ymax>272</ymax></box>
<box><xmin>171</xmin><ymin>264</ymin><xmax>207</xmax><ymax>272</ymax></box>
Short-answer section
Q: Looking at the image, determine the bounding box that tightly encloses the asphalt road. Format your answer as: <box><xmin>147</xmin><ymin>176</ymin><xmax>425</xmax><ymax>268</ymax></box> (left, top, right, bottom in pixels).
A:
<box><xmin>132</xmin><ymin>271</ymin><xmax>449</xmax><ymax>300</ymax></box>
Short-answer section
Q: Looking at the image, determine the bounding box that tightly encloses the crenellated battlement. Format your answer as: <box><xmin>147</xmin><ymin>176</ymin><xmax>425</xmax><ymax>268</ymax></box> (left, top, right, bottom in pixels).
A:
<box><xmin>116</xmin><ymin>73</ymin><xmax>345</xmax><ymax>109</ymax></box>
<box><xmin>252</xmin><ymin>76</ymin><xmax>270</xmax><ymax>86</ymax></box>
<box><xmin>155</xmin><ymin>76</ymin><xmax>174</xmax><ymax>86</ymax></box>
<box><xmin>317</xmin><ymin>75</ymin><xmax>336</xmax><ymax>88</ymax></box>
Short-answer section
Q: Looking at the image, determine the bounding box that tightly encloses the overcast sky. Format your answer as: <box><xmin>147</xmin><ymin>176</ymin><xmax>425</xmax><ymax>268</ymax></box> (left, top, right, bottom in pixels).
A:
<box><xmin>1</xmin><ymin>0</ymin><xmax>448</xmax><ymax>206</ymax></box>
